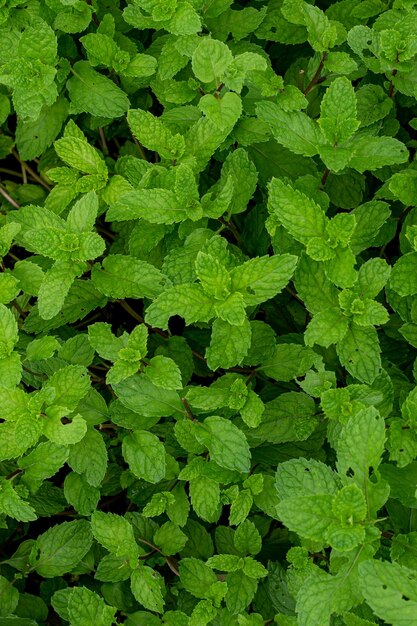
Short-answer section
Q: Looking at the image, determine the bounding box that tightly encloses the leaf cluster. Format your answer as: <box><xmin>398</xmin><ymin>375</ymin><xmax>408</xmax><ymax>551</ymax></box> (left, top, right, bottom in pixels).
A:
<box><xmin>1</xmin><ymin>1</ymin><xmax>417</xmax><ymax>625</ymax></box>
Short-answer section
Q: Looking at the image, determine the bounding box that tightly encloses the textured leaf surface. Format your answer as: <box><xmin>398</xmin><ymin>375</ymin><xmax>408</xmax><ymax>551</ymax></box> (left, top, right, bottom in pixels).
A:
<box><xmin>67</xmin><ymin>61</ymin><xmax>129</xmax><ymax>118</ymax></box>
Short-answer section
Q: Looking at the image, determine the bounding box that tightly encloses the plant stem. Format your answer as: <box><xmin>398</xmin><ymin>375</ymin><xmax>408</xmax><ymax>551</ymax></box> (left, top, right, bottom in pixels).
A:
<box><xmin>118</xmin><ymin>300</ymin><xmax>169</xmax><ymax>339</ymax></box>
<box><xmin>321</xmin><ymin>167</ymin><xmax>330</xmax><ymax>187</ymax></box>
<box><xmin>181</xmin><ymin>397</ymin><xmax>196</xmax><ymax>421</ymax></box>
<box><xmin>388</xmin><ymin>69</ymin><xmax>398</xmax><ymax>98</ymax></box>
<box><xmin>12</xmin><ymin>149</ymin><xmax>51</xmax><ymax>191</ymax></box>
<box><xmin>137</xmin><ymin>538</ymin><xmax>180</xmax><ymax>575</ymax></box>
<box><xmin>218</xmin><ymin>216</ymin><xmax>242</xmax><ymax>246</ymax></box>
<box><xmin>0</xmin><ymin>168</ymin><xmax>24</xmax><ymax>178</ymax></box>
<box><xmin>304</xmin><ymin>52</ymin><xmax>327</xmax><ymax>96</ymax></box>
<box><xmin>20</xmin><ymin>160</ymin><xmax>27</xmax><ymax>184</ymax></box>
<box><xmin>98</xmin><ymin>127</ymin><xmax>109</xmax><ymax>156</ymax></box>
<box><xmin>12</xmin><ymin>300</ymin><xmax>27</xmax><ymax>318</ymax></box>
<box><xmin>6</xmin><ymin>468</ymin><xmax>23</xmax><ymax>480</ymax></box>
<box><xmin>285</xmin><ymin>284</ymin><xmax>304</xmax><ymax>305</ymax></box>
<box><xmin>0</xmin><ymin>184</ymin><xmax>20</xmax><ymax>208</ymax></box>
<box><xmin>133</xmin><ymin>138</ymin><xmax>147</xmax><ymax>161</ymax></box>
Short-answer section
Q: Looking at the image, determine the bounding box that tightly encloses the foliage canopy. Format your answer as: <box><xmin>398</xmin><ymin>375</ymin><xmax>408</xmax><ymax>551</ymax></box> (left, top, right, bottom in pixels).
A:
<box><xmin>1</xmin><ymin>0</ymin><xmax>417</xmax><ymax>625</ymax></box>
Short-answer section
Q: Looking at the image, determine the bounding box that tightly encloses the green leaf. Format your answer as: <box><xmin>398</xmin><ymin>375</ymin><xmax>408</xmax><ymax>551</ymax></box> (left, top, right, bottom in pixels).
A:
<box><xmin>277</xmin><ymin>494</ymin><xmax>336</xmax><ymax>543</ymax></box>
<box><xmin>229</xmin><ymin>489</ymin><xmax>253</xmax><ymax>526</ymax></box>
<box><xmin>108</xmin><ymin>188</ymin><xmax>194</xmax><ymax>225</ymax></box>
<box><xmin>215</xmin><ymin>148</ymin><xmax>258</xmax><ymax>216</ymax></box>
<box><xmin>91</xmin><ymin>255</ymin><xmax>167</xmax><ymax>299</ymax></box>
<box><xmin>131</xmin><ymin>566</ymin><xmax>165</xmax><ymax>613</ymax></box>
<box><xmin>68</xmin><ymin>428</ymin><xmax>107</xmax><ymax>487</ymax></box>
<box><xmin>259</xmin><ymin>343</ymin><xmax>318</xmax><ymax>382</ymax></box>
<box><xmin>268</xmin><ymin>178</ymin><xmax>327</xmax><ymax>244</ymax></box>
<box><xmin>234</xmin><ymin>520</ymin><xmax>261</xmax><ymax>556</ymax></box>
<box><xmin>195</xmin><ymin>251</ymin><xmax>230</xmax><ymax>299</ymax></box>
<box><xmin>240</xmin><ymin>391</ymin><xmax>264</xmax><ymax>428</ymax></box>
<box><xmin>88</xmin><ymin>322</ymin><xmax>127</xmax><ymax>362</ymax></box>
<box><xmin>0</xmin><ymin>303</ymin><xmax>18</xmax><ymax>359</ymax></box>
<box><xmin>195</xmin><ymin>415</ymin><xmax>251</xmax><ymax>473</ymax></box>
<box><xmin>350</xmin><ymin>200</ymin><xmax>391</xmax><ymax>254</ymax></box>
<box><xmin>146</xmin><ymin>284</ymin><xmax>215</xmax><ymax>329</ymax></box>
<box><xmin>95</xmin><ymin>553</ymin><xmax>132</xmax><ymax>583</ymax></box>
<box><xmin>230</xmin><ymin>254</ymin><xmax>298</xmax><ymax>306</ymax></box>
<box><xmin>33</xmin><ymin>520</ymin><xmax>93</xmax><ymax>578</ymax></box>
<box><xmin>179</xmin><ymin>557</ymin><xmax>218</xmax><ymax>599</ymax></box>
<box><xmin>0</xmin><ymin>353</ymin><xmax>20</xmax><ymax>388</ymax></box>
<box><xmin>44</xmin><ymin>410</ymin><xmax>87</xmax><ymax>446</ymax></box>
<box><xmin>257</xmin><ymin>102</ymin><xmax>323</xmax><ymax>157</ymax></box>
<box><xmin>388</xmin><ymin>169</ymin><xmax>417</xmax><ymax>206</ymax></box>
<box><xmin>390</xmin><ymin>252</ymin><xmax>417</xmax><ymax>297</ymax></box>
<box><xmin>348</xmin><ymin>135</ymin><xmax>408</xmax><ymax>172</ymax></box>
<box><xmin>67</xmin><ymin>587</ymin><xmax>116</xmax><ymax>626</ymax></box>
<box><xmin>294</xmin><ymin>254</ymin><xmax>339</xmax><ymax>314</ymax></box>
<box><xmin>45</xmin><ymin>364</ymin><xmax>90</xmax><ymax>410</ymax></box>
<box><xmin>0</xmin><ymin>574</ymin><xmax>19</xmax><ymax>617</ymax></box>
<box><xmin>18</xmin><ymin>441</ymin><xmax>69</xmax><ymax>492</ymax></box>
<box><xmin>199</xmin><ymin>92</ymin><xmax>242</xmax><ymax>129</ymax></box>
<box><xmin>336</xmin><ymin>324</ymin><xmax>381</xmax><ymax>384</ymax></box>
<box><xmin>38</xmin><ymin>261</ymin><xmax>85</xmax><ymax>320</ymax></box>
<box><xmin>55</xmin><ymin>133</ymin><xmax>107</xmax><ymax>177</ymax></box>
<box><xmin>113</xmin><ymin>374</ymin><xmax>182</xmax><ymax>417</ymax></box>
<box><xmin>305</xmin><ymin>307</ymin><xmax>349</xmax><ymax>348</ymax></box>
<box><xmin>189</xmin><ymin>475</ymin><xmax>221</xmax><ymax>522</ymax></box>
<box><xmin>336</xmin><ymin>406</ymin><xmax>385</xmax><ymax>489</ymax></box>
<box><xmin>295</xmin><ymin>568</ymin><xmax>348</xmax><ymax>626</ymax></box>
<box><xmin>356</xmin><ymin>257</ymin><xmax>391</xmax><ymax>299</ymax></box>
<box><xmin>192</xmin><ymin>38</ymin><xmax>233</xmax><ymax>83</ymax></box>
<box><xmin>16</xmin><ymin>96</ymin><xmax>69</xmax><ymax>161</ymax></box>
<box><xmin>91</xmin><ymin>511</ymin><xmax>139</xmax><ymax>561</ymax></box>
<box><xmin>145</xmin><ymin>356</ymin><xmax>183</xmax><ymax>390</ymax></box>
<box><xmin>122</xmin><ymin>430</ymin><xmax>166</xmax><ymax>483</ymax></box>
<box><xmin>26</xmin><ymin>336</ymin><xmax>60</xmax><ymax>361</ymax></box>
<box><xmin>127</xmin><ymin>108</ymin><xmax>185</xmax><ymax>160</ymax></box>
<box><xmin>154</xmin><ymin>521</ymin><xmax>188</xmax><ymax>555</ymax></box>
<box><xmin>206</xmin><ymin>318</ymin><xmax>251</xmax><ymax>370</ymax></box>
<box><xmin>185</xmin><ymin>114</ymin><xmax>240</xmax><ymax>172</ymax></box>
<box><xmin>67</xmin><ymin>61</ymin><xmax>130</xmax><ymax>118</ymax></box>
<box><xmin>319</xmin><ymin>77</ymin><xmax>360</xmax><ymax>145</ymax></box>
<box><xmin>276</xmin><ymin>458</ymin><xmax>339</xmax><ymax>500</ymax></box>
<box><xmin>358</xmin><ymin>559</ymin><xmax>417</xmax><ymax>625</ymax></box>
<box><xmin>0</xmin><ymin>479</ymin><xmax>37</xmax><ymax>522</ymax></box>
<box><xmin>225</xmin><ymin>569</ymin><xmax>258</xmax><ymax>614</ymax></box>
<box><xmin>64</xmin><ymin>472</ymin><xmax>100</xmax><ymax>516</ymax></box>
<box><xmin>303</xmin><ymin>3</ymin><xmax>337</xmax><ymax>51</ymax></box>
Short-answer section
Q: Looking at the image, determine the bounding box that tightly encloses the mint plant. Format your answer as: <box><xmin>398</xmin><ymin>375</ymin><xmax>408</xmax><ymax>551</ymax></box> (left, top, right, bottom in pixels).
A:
<box><xmin>1</xmin><ymin>0</ymin><xmax>417</xmax><ymax>624</ymax></box>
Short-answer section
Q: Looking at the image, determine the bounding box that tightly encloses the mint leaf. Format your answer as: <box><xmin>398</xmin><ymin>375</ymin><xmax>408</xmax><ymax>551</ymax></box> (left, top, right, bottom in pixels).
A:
<box><xmin>336</xmin><ymin>324</ymin><xmax>381</xmax><ymax>384</ymax></box>
<box><xmin>2</xmin><ymin>5</ymin><xmax>417</xmax><ymax>625</ymax></box>
<box><xmin>230</xmin><ymin>254</ymin><xmax>298</xmax><ymax>306</ymax></box>
<box><xmin>131</xmin><ymin>565</ymin><xmax>165</xmax><ymax>613</ymax></box>
<box><xmin>268</xmin><ymin>178</ymin><xmax>327</xmax><ymax>244</ymax></box>
<box><xmin>91</xmin><ymin>255</ymin><xmax>166</xmax><ymax>299</ymax></box>
<box><xmin>195</xmin><ymin>415</ymin><xmax>251</xmax><ymax>473</ymax></box>
<box><xmin>67</xmin><ymin>61</ymin><xmax>130</xmax><ymax>118</ymax></box>
<box><xmin>33</xmin><ymin>520</ymin><xmax>93</xmax><ymax>578</ymax></box>
<box><xmin>192</xmin><ymin>39</ymin><xmax>233</xmax><ymax>84</ymax></box>
<box><xmin>319</xmin><ymin>77</ymin><xmax>360</xmax><ymax>145</ymax></box>
<box><xmin>128</xmin><ymin>108</ymin><xmax>185</xmax><ymax>160</ymax></box>
<box><xmin>122</xmin><ymin>430</ymin><xmax>166</xmax><ymax>483</ymax></box>
<box><xmin>0</xmin><ymin>479</ymin><xmax>37</xmax><ymax>522</ymax></box>
<box><xmin>206</xmin><ymin>318</ymin><xmax>252</xmax><ymax>370</ymax></box>
<box><xmin>91</xmin><ymin>511</ymin><xmax>139</xmax><ymax>561</ymax></box>
<box><xmin>359</xmin><ymin>560</ymin><xmax>417</xmax><ymax>625</ymax></box>
<box><xmin>257</xmin><ymin>102</ymin><xmax>323</xmax><ymax>157</ymax></box>
<box><xmin>67</xmin><ymin>587</ymin><xmax>116</xmax><ymax>626</ymax></box>
<box><xmin>179</xmin><ymin>557</ymin><xmax>217</xmax><ymax>599</ymax></box>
